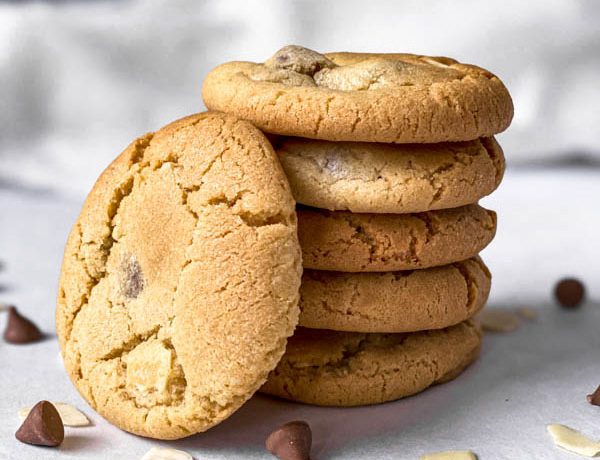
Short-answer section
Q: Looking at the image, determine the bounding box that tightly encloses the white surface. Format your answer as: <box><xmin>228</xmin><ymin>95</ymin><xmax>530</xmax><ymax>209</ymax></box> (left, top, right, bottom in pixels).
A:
<box><xmin>1</xmin><ymin>167</ymin><xmax>600</xmax><ymax>459</ymax></box>
<box><xmin>2</xmin><ymin>0</ymin><xmax>600</xmax><ymax>196</ymax></box>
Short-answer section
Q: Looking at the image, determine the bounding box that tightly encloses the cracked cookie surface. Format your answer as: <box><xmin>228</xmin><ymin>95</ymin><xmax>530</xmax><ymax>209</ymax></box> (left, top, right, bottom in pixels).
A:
<box><xmin>202</xmin><ymin>45</ymin><xmax>513</xmax><ymax>143</ymax></box>
<box><xmin>277</xmin><ymin>136</ymin><xmax>504</xmax><ymax>213</ymax></box>
<box><xmin>298</xmin><ymin>204</ymin><xmax>496</xmax><ymax>272</ymax></box>
<box><xmin>56</xmin><ymin>112</ymin><xmax>302</xmax><ymax>439</ymax></box>
<box><xmin>261</xmin><ymin>320</ymin><xmax>482</xmax><ymax>406</ymax></box>
<box><xmin>298</xmin><ymin>257</ymin><xmax>490</xmax><ymax>333</ymax></box>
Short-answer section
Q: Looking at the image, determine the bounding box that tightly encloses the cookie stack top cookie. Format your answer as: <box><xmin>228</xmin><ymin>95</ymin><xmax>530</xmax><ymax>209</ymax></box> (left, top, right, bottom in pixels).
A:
<box><xmin>203</xmin><ymin>45</ymin><xmax>513</xmax><ymax>143</ymax></box>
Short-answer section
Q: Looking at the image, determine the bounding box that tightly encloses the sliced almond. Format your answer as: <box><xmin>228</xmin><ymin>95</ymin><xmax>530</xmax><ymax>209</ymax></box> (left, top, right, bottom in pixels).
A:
<box><xmin>547</xmin><ymin>424</ymin><xmax>600</xmax><ymax>457</ymax></box>
<box><xmin>141</xmin><ymin>447</ymin><xmax>193</xmax><ymax>460</ymax></box>
<box><xmin>19</xmin><ymin>402</ymin><xmax>89</xmax><ymax>427</ymax></box>
<box><xmin>478</xmin><ymin>309</ymin><xmax>521</xmax><ymax>333</ymax></box>
<box><xmin>420</xmin><ymin>451</ymin><xmax>477</xmax><ymax>460</ymax></box>
<box><xmin>516</xmin><ymin>307</ymin><xmax>538</xmax><ymax>320</ymax></box>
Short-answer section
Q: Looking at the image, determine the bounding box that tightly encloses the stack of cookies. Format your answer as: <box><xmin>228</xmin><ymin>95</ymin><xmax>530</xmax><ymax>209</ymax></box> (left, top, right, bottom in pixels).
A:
<box><xmin>203</xmin><ymin>45</ymin><xmax>513</xmax><ymax>406</ymax></box>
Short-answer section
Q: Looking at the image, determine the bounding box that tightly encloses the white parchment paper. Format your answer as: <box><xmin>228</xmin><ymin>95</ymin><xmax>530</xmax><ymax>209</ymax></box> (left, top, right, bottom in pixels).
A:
<box><xmin>1</xmin><ymin>167</ymin><xmax>599</xmax><ymax>459</ymax></box>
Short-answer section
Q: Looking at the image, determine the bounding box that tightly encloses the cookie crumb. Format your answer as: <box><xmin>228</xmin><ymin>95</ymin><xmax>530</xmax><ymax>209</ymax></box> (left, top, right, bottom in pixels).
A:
<box><xmin>555</xmin><ymin>278</ymin><xmax>585</xmax><ymax>308</ymax></box>
<box><xmin>547</xmin><ymin>424</ymin><xmax>600</xmax><ymax>457</ymax></box>
<box><xmin>478</xmin><ymin>309</ymin><xmax>521</xmax><ymax>333</ymax></box>
<box><xmin>140</xmin><ymin>447</ymin><xmax>193</xmax><ymax>460</ymax></box>
<box><xmin>19</xmin><ymin>402</ymin><xmax>89</xmax><ymax>427</ymax></box>
<box><xmin>420</xmin><ymin>451</ymin><xmax>477</xmax><ymax>460</ymax></box>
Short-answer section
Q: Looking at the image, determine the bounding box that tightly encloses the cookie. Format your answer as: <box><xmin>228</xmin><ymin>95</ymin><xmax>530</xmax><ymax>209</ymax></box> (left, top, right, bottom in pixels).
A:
<box><xmin>202</xmin><ymin>45</ymin><xmax>513</xmax><ymax>143</ymax></box>
<box><xmin>56</xmin><ymin>112</ymin><xmax>302</xmax><ymax>439</ymax></box>
<box><xmin>261</xmin><ymin>320</ymin><xmax>482</xmax><ymax>406</ymax></box>
<box><xmin>299</xmin><ymin>257</ymin><xmax>490</xmax><ymax>333</ymax></box>
<box><xmin>299</xmin><ymin>204</ymin><xmax>496</xmax><ymax>272</ymax></box>
<box><xmin>277</xmin><ymin>136</ymin><xmax>504</xmax><ymax>213</ymax></box>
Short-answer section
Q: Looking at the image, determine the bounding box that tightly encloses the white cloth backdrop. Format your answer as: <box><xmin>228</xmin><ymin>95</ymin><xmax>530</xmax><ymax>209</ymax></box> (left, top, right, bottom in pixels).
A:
<box><xmin>1</xmin><ymin>0</ymin><xmax>599</xmax><ymax>197</ymax></box>
<box><xmin>1</xmin><ymin>3</ymin><xmax>600</xmax><ymax>458</ymax></box>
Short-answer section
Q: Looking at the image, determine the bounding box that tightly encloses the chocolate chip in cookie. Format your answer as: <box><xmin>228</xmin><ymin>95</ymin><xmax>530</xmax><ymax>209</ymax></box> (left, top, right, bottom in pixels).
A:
<box><xmin>265</xmin><ymin>45</ymin><xmax>336</xmax><ymax>76</ymax></box>
<box><xmin>121</xmin><ymin>255</ymin><xmax>144</xmax><ymax>299</ymax></box>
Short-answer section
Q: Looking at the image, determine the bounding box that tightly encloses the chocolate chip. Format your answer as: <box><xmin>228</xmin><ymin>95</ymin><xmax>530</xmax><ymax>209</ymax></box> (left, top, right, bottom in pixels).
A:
<box><xmin>15</xmin><ymin>401</ymin><xmax>64</xmax><ymax>447</ymax></box>
<box><xmin>554</xmin><ymin>278</ymin><xmax>585</xmax><ymax>308</ymax></box>
<box><xmin>266</xmin><ymin>420</ymin><xmax>312</xmax><ymax>460</ymax></box>
<box><xmin>265</xmin><ymin>45</ymin><xmax>336</xmax><ymax>76</ymax></box>
<box><xmin>587</xmin><ymin>385</ymin><xmax>600</xmax><ymax>406</ymax></box>
<box><xmin>3</xmin><ymin>306</ymin><xmax>43</xmax><ymax>344</ymax></box>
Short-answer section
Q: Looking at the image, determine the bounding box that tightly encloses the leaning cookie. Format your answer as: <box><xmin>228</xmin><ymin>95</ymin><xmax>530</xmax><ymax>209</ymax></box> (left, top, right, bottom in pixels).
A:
<box><xmin>261</xmin><ymin>320</ymin><xmax>482</xmax><ymax>406</ymax></box>
<box><xmin>299</xmin><ymin>204</ymin><xmax>496</xmax><ymax>272</ymax></box>
<box><xmin>203</xmin><ymin>45</ymin><xmax>513</xmax><ymax>143</ymax></box>
<box><xmin>278</xmin><ymin>136</ymin><xmax>504</xmax><ymax>213</ymax></box>
<box><xmin>56</xmin><ymin>112</ymin><xmax>302</xmax><ymax>439</ymax></box>
<box><xmin>299</xmin><ymin>257</ymin><xmax>490</xmax><ymax>333</ymax></box>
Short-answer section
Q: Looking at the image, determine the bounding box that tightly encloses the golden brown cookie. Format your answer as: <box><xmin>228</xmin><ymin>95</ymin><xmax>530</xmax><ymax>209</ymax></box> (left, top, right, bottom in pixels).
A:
<box><xmin>277</xmin><ymin>136</ymin><xmax>504</xmax><ymax>213</ymax></box>
<box><xmin>56</xmin><ymin>112</ymin><xmax>302</xmax><ymax>439</ymax></box>
<box><xmin>298</xmin><ymin>204</ymin><xmax>496</xmax><ymax>272</ymax></box>
<box><xmin>261</xmin><ymin>320</ymin><xmax>482</xmax><ymax>406</ymax></box>
<box><xmin>202</xmin><ymin>45</ymin><xmax>513</xmax><ymax>143</ymax></box>
<box><xmin>299</xmin><ymin>257</ymin><xmax>490</xmax><ymax>333</ymax></box>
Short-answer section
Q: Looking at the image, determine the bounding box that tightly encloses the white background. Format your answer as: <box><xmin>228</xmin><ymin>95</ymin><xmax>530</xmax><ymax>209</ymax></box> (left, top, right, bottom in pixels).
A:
<box><xmin>1</xmin><ymin>0</ymin><xmax>599</xmax><ymax>196</ymax></box>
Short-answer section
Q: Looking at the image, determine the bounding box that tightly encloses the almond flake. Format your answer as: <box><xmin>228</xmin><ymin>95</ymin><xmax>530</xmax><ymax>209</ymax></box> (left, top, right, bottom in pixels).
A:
<box><xmin>420</xmin><ymin>451</ymin><xmax>477</xmax><ymax>460</ymax></box>
<box><xmin>479</xmin><ymin>309</ymin><xmax>521</xmax><ymax>333</ymax></box>
<box><xmin>141</xmin><ymin>447</ymin><xmax>193</xmax><ymax>460</ymax></box>
<box><xmin>547</xmin><ymin>424</ymin><xmax>600</xmax><ymax>457</ymax></box>
<box><xmin>19</xmin><ymin>402</ymin><xmax>89</xmax><ymax>427</ymax></box>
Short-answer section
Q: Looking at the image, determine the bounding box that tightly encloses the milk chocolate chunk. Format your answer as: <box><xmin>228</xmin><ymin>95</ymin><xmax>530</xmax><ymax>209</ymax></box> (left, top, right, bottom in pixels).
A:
<box><xmin>266</xmin><ymin>420</ymin><xmax>312</xmax><ymax>460</ymax></box>
<box><xmin>3</xmin><ymin>306</ymin><xmax>43</xmax><ymax>344</ymax></box>
<box><xmin>15</xmin><ymin>401</ymin><xmax>64</xmax><ymax>447</ymax></box>
<box><xmin>554</xmin><ymin>278</ymin><xmax>585</xmax><ymax>308</ymax></box>
<box><xmin>121</xmin><ymin>255</ymin><xmax>144</xmax><ymax>299</ymax></box>
<box><xmin>265</xmin><ymin>45</ymin><xmax>335</xmax><ymax>76</ymax></box>
<box><xmin>587</xmin><ymin>385</ymin><xmax>600</xmax><ymax>406</ymax></box>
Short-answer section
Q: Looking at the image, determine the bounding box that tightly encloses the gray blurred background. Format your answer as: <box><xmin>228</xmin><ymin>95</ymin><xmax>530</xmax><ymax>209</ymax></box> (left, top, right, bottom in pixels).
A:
<box><xmin>1</xmin><ymin>0</ymin><xmax>599</xmax><ymax>196</ymax></box>
<box><xmin>1</xmin><ymin>4</ymin><xmax>600</xmax><ymax>459</ymax></box>
<box><xmin>0</xmin><ymin>0</ymin><xmax>599</xmax><ymax>304</ymax></box>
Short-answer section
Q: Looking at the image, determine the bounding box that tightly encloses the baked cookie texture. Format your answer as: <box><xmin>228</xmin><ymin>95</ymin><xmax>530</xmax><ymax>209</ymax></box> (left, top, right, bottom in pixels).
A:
<box><xmin>261</xmin><ymin>320</ymin><xmax>482</xmax><ymax>406</ymax></box>
<box><xmin>299</xmin><ymin>257</ymin><xmax>490</xmax><ymax>333</ymax></box>
<box><xmin>298</xmin><ymin>204</ymin><xmax>496</xmax><ymax>272</ymax></box>
<box><xmin>202</xmin><ymin>45</ymin><xmax>513</xmax><ymax>143</ymax></box>
<box><xmin>56</xmin><ymin>112</ymin><xmax>302</xmax><ymax>439</ymax></box>
<box><xmin>277</xmin><ymin>136</ymin><xmax>504</xmax><ymax>213</ymax></box>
